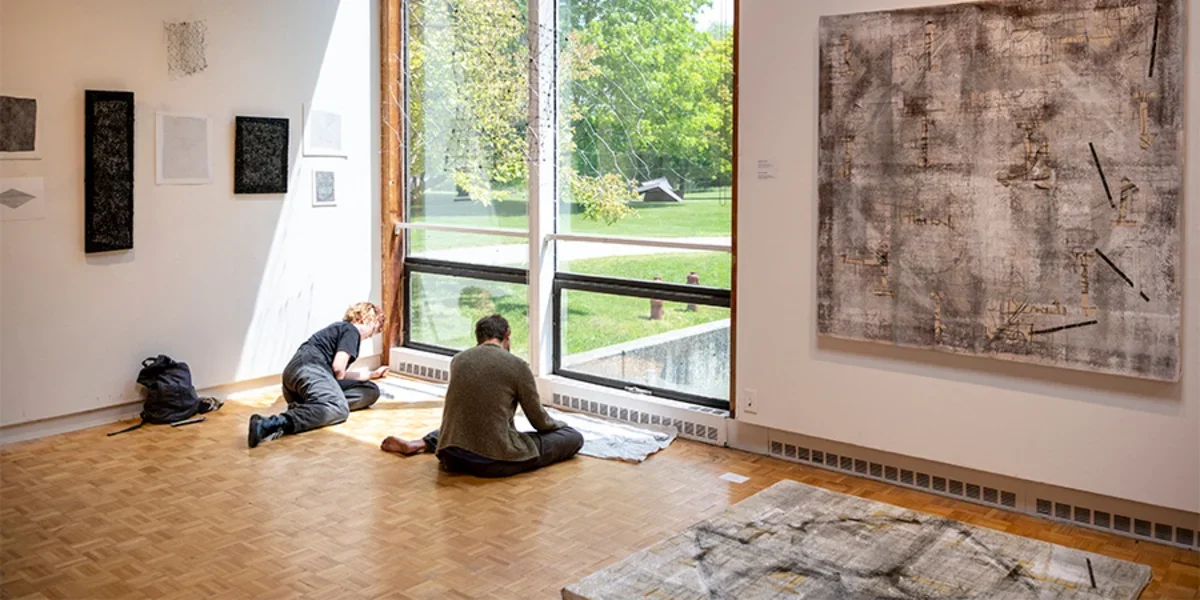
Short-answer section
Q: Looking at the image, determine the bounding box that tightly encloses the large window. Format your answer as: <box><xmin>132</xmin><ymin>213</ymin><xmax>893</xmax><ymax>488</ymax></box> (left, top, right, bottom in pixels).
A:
<box><xmin>399</xmin><ymin>0</ymin><xmax>734</xmax><ymax>409</ymax></box>
<box><xmin>402</xmin><ymin>0</ymin><xmax>531</xmax><ymax>357</ymax></box>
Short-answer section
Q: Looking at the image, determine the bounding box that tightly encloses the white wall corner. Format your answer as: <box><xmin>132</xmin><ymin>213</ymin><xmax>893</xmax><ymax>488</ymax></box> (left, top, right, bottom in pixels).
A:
<box><xmin>725</xmin><ymin>419</ymin><xmax>771</xmax><ymax>456</ymax></box>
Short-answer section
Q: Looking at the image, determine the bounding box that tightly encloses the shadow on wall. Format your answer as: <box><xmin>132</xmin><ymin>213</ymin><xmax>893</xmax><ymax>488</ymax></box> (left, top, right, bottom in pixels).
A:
<box><xmin>232</xmin><ymin>0</ymin><xmax>379</xmax><ymax>383</ymax></box>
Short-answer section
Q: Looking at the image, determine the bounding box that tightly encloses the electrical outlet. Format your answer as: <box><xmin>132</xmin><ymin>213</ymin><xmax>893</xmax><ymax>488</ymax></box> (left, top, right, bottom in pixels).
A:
<box><xmin>743</xmin><ymin>388</ymin><xmax>758</xmax><ymax>415</ymax></box>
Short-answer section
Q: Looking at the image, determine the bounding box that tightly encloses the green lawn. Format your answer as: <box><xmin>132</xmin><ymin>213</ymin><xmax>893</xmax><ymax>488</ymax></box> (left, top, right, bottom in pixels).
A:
<box><xmin>408</xmin><ymin>252</ymin><xmax>731</xmax><ymax>358</ymax></box>
<box><xmin>562</xmin><ymin>251</ymin><xmax>731</xmax><ymax>288</ymax></box>
<box><xmin>408</xmin><ymin>187</ymin><xmax>731</xmax><ymax>253</ymax></box>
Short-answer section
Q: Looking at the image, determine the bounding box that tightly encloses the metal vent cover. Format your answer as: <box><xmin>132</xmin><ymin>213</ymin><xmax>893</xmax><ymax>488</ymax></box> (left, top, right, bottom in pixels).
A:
<box><xmin>1032</xmin><ymin>499</ymin><xmax>1196</xmax><ymax>550</ymax></box>
<box><xmin>761</xmin><ymin>435</ymin><xmax>1198</xmax><ymax>551</ymax></box>
<box><xmin>550</xmin><ymin>393</ymin><xmax>720</xmax><ymax>443</ymax></box>
<box><xmin>397</xmin><ymin>362</ymin><xmax>449</xmax><ymax>383</ymax></box>
<box><xmin>767</xmin><ymin>438</ymin><xmax>1020</xmax><ymax>520</ymax></box>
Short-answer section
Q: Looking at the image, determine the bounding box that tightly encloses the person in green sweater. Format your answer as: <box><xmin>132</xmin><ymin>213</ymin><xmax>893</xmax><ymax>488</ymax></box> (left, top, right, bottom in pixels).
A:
<box><xmin>380</xmin><ymin>314</ymin><xmax>584</xmax><ymax>477</ymax></box>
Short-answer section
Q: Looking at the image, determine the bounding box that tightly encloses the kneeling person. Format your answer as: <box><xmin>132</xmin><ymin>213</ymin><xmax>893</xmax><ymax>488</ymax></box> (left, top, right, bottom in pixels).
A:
<box><xmin>381</xmin><ymin>314</ymin><xmax>583</xmax><ymax>478</ymax></box>
<box><xmin>249</xmin><ymin>302</ymin><xmax>390</xmax><ymax>447</ymax></box>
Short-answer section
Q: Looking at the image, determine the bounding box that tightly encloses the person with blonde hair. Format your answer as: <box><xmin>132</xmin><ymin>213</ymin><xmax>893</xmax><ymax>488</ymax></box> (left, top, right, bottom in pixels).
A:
<box><xmin>248</xmin><ymin>302</ymin><xmax>389</xmax><ymax>447</ymax></box>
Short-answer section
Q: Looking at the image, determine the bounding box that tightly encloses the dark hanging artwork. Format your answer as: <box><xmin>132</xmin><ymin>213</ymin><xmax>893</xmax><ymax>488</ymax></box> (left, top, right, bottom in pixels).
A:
<box><xmin>817</xmin><ymin>0</ymin><xmax>1183</xmax><ymax>381</ymax></box>
<box><xmin>85</xmin><ymin>90</ymin><xmax>135</xmax><ymax>253</ymax></box>
<box><xmin>234</xmin><ymin>116</ymin><xmax>289</xmax><ymax>194</ymax></box>
<box><xmin>0</xmin><ymin>95</ymin><xmax>37</xmax><ymax>153</ymax></box>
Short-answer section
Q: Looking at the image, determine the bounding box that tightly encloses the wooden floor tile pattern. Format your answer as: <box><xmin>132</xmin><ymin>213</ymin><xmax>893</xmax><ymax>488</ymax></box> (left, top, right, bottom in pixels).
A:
<box><xmin>2</xmin><ymin>379</ymin><xmax>1197</xmax><ymax>599</ymax></box>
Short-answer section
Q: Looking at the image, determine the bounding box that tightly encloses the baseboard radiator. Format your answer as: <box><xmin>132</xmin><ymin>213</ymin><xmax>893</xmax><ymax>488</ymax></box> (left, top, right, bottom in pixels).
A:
<box><xmin>549</xmin><ymin>391</ymin><xmax>728</xmax><ymax>446</ymax></box>
<box><xmin>390</xmin><ymin>358</ymin><xmax>450</xmax><ymax>384</ymax></box>
<box><xmin>766</xmin><ymin>429</ymin><xmax>1199</xmax><ymax>552</ymax></box>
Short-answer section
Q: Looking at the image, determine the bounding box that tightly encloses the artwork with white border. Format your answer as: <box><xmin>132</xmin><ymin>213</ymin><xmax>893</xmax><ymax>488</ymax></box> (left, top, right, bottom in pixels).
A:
<box><xmin>156</xmin><ymin>112</ymin><xmax>212</xmax><ymax>185</ymax></box>
<box><xmin>0</xmin><ymin>94</ymin><xmax>41</xmax><ymax>160</ymax></box>
<box><xmin>303</xmin><ymin>104</ymin><xmax>346</xmax><ymax>157</ymax></box>
<box><xmin>313</xmin><ymin>170</ymin><xmax>336</xmax><ymax>206</ymax></box>
<box><xmin>0</xmin><ymin>177</ymin><xmax>46</xmax><ymax>221</ymax></box>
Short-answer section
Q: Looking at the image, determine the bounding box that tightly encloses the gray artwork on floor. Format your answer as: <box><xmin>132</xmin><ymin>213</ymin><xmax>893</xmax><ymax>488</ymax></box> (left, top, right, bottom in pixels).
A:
<box><xmin>817</xmin><ymin>0</ymin><xmax>1183</xmax><ymax>381</ymax></box>
<box><xmin>85</xmin><ymin>90</ymin><xmax>135</xmax><ymax>253</ymax></box>
<box><xmin>564</xmin><ymin>480</ymin><xmax>1152</xmax><ymax>599</ymax></box>
<box><xmin>157</xmin><ymin>112</ymin><xmax>211</xmax><ymax>184</ymax></box>
<box><xmin>165</xmin><ymin>21</ymin><xmax>208</xmax><ymax>79</ymax></box>
<box><xmin>313</xmin><ymin>170</ymin><xmax>336</xmax><ymax>206</ymax></box>
<box><xmin>304</xmin><ymin>107</ymin><xmax>345</xmax><ymax>157</ymax></box>
<box><xmin>234</xmin><ymin>116</ymin><xmax>289</xmax><ymax>194</ymax></box>
<box><xmin>0</xmin><ymin>177</ymin><xmax>45</xmax><ymax>221</ymax></box>
<box><xmin>0</xmin><ymin>95</ymin><xmax>37</xmax><ymax>155</ymax></box>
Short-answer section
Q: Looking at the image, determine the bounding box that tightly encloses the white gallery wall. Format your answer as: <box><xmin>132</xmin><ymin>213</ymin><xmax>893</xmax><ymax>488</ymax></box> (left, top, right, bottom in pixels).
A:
<box><xmin>737</xmin><ymin>0</ymin><xmax>1199</xmax><ymax>513</ymax></box>
<box><xmin>0</xmin><ymin>0</ymin><xmax>381</xmax><ymax>425</ymax></box>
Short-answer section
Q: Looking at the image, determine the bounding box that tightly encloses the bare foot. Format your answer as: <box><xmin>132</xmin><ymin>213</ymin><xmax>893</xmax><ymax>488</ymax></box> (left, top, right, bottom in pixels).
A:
<box><xmin>381</xmin><ymin>436</ymin><xmax>426</xmax><ymax>455</ymax></box>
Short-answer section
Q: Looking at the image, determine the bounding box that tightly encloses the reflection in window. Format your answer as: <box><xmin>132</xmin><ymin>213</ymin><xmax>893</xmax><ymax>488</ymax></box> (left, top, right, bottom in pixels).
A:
<box><xmin>559</xmin><ymin>289</ymin><xmax>730</xmax><ymax>400</ymax></box>
<box><xmin>557</xmin><ymin>0</ymin><xmax>734</xmax><ymax>238</ymax></box>
<box><xmin>405</xmin><ymin>0</ymin><xmax>530</xmax><ymax>229</ymax></box>
<box><xmin>409</xmin><ymin>272</ymin><xmax>530</xmax><ymax>360</ymax></box>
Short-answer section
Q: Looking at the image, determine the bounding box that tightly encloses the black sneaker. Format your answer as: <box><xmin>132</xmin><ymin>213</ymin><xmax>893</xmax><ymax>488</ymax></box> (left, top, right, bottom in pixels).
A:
<box><xmin>248</xmin><ymin>414</ymin><xmax>285</xmax><ymax>448</ymax></box>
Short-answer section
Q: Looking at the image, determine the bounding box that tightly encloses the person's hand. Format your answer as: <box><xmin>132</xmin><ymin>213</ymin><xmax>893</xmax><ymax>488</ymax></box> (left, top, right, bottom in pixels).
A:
<box><xmin>371</xmin><ymin>366</ymin><xmax>390</xmax><ymax>380</ymax></box>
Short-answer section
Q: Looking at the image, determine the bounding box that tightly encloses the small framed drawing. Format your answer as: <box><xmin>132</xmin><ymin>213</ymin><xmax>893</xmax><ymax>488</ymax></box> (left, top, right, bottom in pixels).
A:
<box><xmin>302</xmin><ymin>103</ymin><xmax>346</xmax><ymax>158</ymax></box>
<box><xmin>313</xmin><ymin>170</ymin><xmax>336</xmax><ymax>207</ymax></box>
<box><xmin>0</xmin><ymin>94</ymin><xmax>41</xmax><ymax>160</ymax></box>
<box><xmin>156</xmin><ymin>111</ymin><xmax>212</xmax><ymax>184</ymax></box>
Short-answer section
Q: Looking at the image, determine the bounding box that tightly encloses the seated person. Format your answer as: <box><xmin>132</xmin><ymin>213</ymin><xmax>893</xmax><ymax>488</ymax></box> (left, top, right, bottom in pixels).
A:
<box><xmin>381</xmin><ymin>314</ymin><xmax>584</xmax><ymax>478</ymax></box>
<box><xmin>248</xmin><ymin>302</ymin><xmax>390</xmax><ymax>447</ymax></box>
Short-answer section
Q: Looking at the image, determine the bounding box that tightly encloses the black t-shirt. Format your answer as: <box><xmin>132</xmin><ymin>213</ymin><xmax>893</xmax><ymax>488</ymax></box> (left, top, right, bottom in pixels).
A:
<box><xmin>296</xmin><ymin>321</ymin><xmax>361</xmax><ymax>369</ymax></box>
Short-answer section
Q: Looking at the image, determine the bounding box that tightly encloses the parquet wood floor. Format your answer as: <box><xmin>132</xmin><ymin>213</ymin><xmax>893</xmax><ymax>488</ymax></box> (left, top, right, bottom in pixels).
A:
<box><xmin>2</xmin><ymin>379</ymin><xmax>1197</xmax><ymax>599</ymax></box>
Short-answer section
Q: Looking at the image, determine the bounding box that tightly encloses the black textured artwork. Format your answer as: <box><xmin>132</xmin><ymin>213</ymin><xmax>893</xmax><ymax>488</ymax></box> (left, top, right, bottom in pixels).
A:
<box><xmin>0</xmin><ymin>95</ymin><xmax>37</xmax><ymax>152</ymax></box>
<box><xmin>85</xmin><ymin>90</ymin><xmax>135</xmax><ymax>253</ymax></box>
<box><xmin>234</xmin><ymin>116</ymin><xmax>289</xmax><ymax>194</ymax></box>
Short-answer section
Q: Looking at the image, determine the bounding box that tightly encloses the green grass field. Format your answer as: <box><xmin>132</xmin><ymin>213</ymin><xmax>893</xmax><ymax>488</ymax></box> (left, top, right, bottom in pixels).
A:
<box><xmin>409</xmin><ymin>252</ymin><xmax>731</xmax><ymax>359</ymax></box>
<box><xmin>409</xmin><ymin>187</ymin><xmax>731</xmax><ymax>253</ymax></box>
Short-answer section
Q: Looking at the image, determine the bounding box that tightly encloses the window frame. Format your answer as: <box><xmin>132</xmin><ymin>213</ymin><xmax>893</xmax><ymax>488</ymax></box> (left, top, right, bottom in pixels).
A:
<box><xmin>388</xmin><ymin>0</ymin><xmax>738</xmax><ymax>412</ymax></box>
<box><xmin>403</xmin><ymin>257</ymin><xmax>530</xmax><ymax>357</ymax></box>
<box><xmin>552</xmin><ymin>273</ymin><xmax>732</xmax><ymax>410</ymax></box>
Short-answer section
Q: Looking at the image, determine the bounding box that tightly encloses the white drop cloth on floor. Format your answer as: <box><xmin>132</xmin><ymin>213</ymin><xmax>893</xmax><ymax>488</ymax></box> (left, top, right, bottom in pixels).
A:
<box><xmin>516</xmin><ymin>407</ymin><xmax>676</xmax><ymax>463</ymax></box>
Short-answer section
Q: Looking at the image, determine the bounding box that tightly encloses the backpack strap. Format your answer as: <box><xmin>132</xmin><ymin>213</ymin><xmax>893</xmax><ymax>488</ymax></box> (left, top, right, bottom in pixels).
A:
<box><xmin>106</xmin><ymin>420</ymin><xmax>145</xmax><ymax>436</ymax></box>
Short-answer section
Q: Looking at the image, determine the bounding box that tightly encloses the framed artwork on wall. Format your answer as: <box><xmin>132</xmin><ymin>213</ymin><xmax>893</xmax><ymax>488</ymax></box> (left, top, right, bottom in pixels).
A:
<box><xmin>156</xmin><ymin>111</ymin><xmax>212</xmax><ymax>185</ymax></box>
<box><xmin>816</xmin><ymin>0</ymin><xmax>1184</xmax><ymax>381</ymax></box>
<box><xmin>85</xmin><ymin>90</ymin><xmax>135</xmax><ymax>253</ymax></box>
<box><xmin>234</xmin><ymin>116</ymin><xmax>289</xmax><ymax>194</ymax></box>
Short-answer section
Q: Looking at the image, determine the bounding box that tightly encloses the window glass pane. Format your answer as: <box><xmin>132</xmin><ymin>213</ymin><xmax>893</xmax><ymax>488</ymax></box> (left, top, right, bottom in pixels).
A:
<box><xmin>557</xmin><ymin>242</ymin><xmax>729</xmax><ymax>288</ymax></box>
<box><xmin>409</xmin><ymin>272</ymin><xmax>529</xmax><ymax>361</ymax></box>
<box><xmin>405</xmin><ymin>0</ymin><xmax>529</xmax><ymax>231</ymax></box>
<box><xmin>560</xmin><ymin>289</ymin><xmax>729</xmax><ymax>400</ymax></box>
<box><xmin>556</xmin><ymin>0</ymin><xmax>734</xmax><ymax>238</ymax></box>
<box><xmin>410</xmin><ymin>231</ymin><xmax>529</xmax><ymax>268</ymax></box>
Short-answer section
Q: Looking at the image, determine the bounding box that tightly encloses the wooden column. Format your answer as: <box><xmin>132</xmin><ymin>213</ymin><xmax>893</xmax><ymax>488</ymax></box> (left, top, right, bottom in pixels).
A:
<box><xmin>381</xmin><ymin>0</ymin><xmax>405</xmax><ymax>365</ymax></box>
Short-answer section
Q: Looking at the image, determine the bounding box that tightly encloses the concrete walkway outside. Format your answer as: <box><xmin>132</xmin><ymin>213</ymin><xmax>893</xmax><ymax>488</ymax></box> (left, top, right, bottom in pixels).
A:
<box><xmin>415</xmin><ymin>236</ymin><xmax>732</xmax><ymax>266</ymax></box>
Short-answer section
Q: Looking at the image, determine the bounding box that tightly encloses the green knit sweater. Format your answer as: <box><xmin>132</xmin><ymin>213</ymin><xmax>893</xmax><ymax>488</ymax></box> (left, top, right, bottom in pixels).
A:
<box><xmin>435</xmin><ymin>343</ymin><xmax>566</xmax><ymax>462</ymax></box>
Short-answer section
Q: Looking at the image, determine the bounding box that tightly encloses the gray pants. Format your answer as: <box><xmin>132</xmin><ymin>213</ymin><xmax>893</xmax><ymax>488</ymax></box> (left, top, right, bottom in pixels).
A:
<box><xmin>422</xmin><ymin>427</ymin><xmax>584</xmax><ymax>478</ymax></box>
<box><xmin>281</xmin><ymin>358</ymin><xmax>380</xmax><ymax>434</ymax></box>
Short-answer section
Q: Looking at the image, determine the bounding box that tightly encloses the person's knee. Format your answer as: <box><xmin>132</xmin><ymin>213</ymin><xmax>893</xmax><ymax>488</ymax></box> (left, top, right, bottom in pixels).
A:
<box><xmin>561</xmin><ymin>426</ymin><xmax>585</xmax><ymax>454</ymax></box>
<box><xmin>329</xmin><ymin>402</ymin><xmax>351</xmax><ymax>423</ymax></box>
<box><xmin>360</xmin><ymin>381</ymin><xmax>381</xmax><ymax>406</ymax></box>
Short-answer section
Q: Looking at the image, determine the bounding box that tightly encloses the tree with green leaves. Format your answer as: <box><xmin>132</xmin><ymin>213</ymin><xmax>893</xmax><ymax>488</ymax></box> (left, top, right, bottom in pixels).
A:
<box><xmin>405</xmin><ymin>0</ymin><xmax>732</xmax><ymax>224</ymax></box>
<box><xmin>561</xmin><ymin>0</ymin><xmax>733</xmax><ymax>192</ymax></box>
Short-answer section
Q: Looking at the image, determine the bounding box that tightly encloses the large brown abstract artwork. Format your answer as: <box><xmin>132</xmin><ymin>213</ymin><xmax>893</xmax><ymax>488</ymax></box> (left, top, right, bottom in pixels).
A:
<box><xmin>817</xmin><ymin>0</ymin><xmax>1183</xmax><ymax>381</ymax></box>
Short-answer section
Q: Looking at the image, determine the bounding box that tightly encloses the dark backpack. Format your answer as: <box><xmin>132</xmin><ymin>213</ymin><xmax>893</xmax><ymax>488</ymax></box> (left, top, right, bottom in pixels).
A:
<box><xmin>108</xmin><ymin>355</ymin><xmax>221</xmax><ymax>436</ymax></box>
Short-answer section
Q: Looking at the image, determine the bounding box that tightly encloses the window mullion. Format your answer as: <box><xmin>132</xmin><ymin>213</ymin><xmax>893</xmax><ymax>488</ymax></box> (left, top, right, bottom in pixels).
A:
<box><xmin>527</xmin><ymin>0</ymin><xmax>557</xmax><ymax>378</ymax></box>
